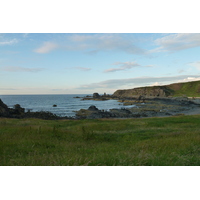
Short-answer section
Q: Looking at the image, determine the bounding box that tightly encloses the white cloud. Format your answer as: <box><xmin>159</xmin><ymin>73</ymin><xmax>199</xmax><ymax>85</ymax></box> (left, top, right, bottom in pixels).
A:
<box><xmin>151</xmin><ymin>33</ymin><xmax>200</xmax><ymax>52</ymax></box>
<box><xmin>68</xmin><ymin>34</ymin><xmax>146</xmax><ymax>55</ymax></box>
<box><xmin>33</xmin><ymin>34</ymin><xmax>147</xmax><ymax>55</ymax></box>
<box><xmin>104</xmin><ymin>68</ymin><xmax>125</xmax><ymax>73</ymax></box>
<box><xmin>77</xmin><ymin>75</ymin><xmax>200</xmax><ymax>90</ymax></box>
<box><xmin>104</xmin><ymin>61</ymin><xmax>153</xmax><ymax>73</ymax></box>
<box><xmin>104</xmin><ymin>61</ymin><xmax>140</xmax><ymax>73</ymax></box>
<box><xmin>1</xmin><ymin>66</ymin><xmax>44</xmax><ymax>72</ymax></box>
<box><xmin>177</xmin><ymin>77</ymin><xmax>200</xmax><ymax>83</ymax></box>
<box><xmin>34</xmin><ymin>42</ymin><xmax>59</xmax><ymax>53</ymax></box>
<box><xmin>0</xmin><ymin>38</ymin><xmax>18</xmax><ymax>45</ymax></box>
<box><xmin>151</xmin><ymin>82</ymin><xmax>162</xmax><ymax>86</ymax></box>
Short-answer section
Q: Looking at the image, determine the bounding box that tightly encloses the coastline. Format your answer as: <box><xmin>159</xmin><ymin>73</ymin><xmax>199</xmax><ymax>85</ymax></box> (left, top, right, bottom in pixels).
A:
<box><xmin>1</xmin><ymin>96</ymin><xmax>200</xmax><ymax>120</ymax></box>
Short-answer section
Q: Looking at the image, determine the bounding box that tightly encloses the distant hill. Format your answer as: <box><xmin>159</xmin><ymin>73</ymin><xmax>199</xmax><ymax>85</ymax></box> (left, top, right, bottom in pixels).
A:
<box><xmin>112</xmin><ymin>80</ymin><xmax>200</xmax><ymax>98</ymax></box>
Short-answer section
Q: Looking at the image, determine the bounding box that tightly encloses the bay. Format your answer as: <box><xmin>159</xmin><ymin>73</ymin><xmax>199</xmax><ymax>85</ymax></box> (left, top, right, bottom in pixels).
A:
<box><xmin>0</xmin><ymin>94</ymin><xmax>134</xmax><ymax>117</ymax></box>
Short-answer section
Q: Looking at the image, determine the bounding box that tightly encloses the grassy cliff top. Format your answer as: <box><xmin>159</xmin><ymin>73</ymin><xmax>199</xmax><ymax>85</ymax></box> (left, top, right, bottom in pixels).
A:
<box><xmin>113</xmin><ymin>80</ymin><xmax>200</xmax><ymax>97</ymax></box>
<box><xmin>167</xmin><ymin>80</ymin><xmax>200</xmax><ymax>97</ymax></box>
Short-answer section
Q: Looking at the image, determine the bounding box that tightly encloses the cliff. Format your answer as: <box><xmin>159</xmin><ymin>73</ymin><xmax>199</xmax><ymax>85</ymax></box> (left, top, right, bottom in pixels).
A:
<box><xmin>112</xmin><ymin>80</ymin><xmax>200</xmax><ymax>98</ymax></box>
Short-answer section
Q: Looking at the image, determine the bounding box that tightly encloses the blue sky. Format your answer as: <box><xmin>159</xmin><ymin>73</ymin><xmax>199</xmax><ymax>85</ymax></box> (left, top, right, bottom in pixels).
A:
<box><xmin>1</xmin><ymin>33</ymin><xmax>200</xmax><ymax>94</ymax></box>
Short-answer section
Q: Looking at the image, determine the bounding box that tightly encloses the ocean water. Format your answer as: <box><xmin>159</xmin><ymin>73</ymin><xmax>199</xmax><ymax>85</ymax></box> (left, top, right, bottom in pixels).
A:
<box><xmin>0</xmin><ymin>94</ymin><xmax>135</xmax><ymax>117</ymax></box>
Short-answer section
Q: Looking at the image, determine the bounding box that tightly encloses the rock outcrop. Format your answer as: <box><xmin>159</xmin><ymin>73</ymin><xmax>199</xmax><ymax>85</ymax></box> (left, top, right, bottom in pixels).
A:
<box><xmin>0</xmin><ymin>99</ymin><xmax>25</xmax><ymax>118</ymax></box>
<box><xmin>88</xmin><ymin>105</ymin><xmax>99</xmax><ymax>111</ymax></box>
<box><xmin>12</xmin><ymin>104</ymin><xmax>25</xmax><ymax>115</ymax></box>
<box><xmin>0</xmin><ymin>99</ymin><xmax>63</xmax><ymax>120</ymax></box>
<box><xmin>0</xmin><ymin>99</ymin><xmax>10</xmax><ymax>117</ymax></box>
<box><xmin>93</xmin><ymin>93</ymin><xmax>100</xmax><ymax>98</ymax></box>
<box><xmin>113</xmin><ymin>86</ymin><xmax>173</xmax><ymax>98</ymax></box>
<box><xmin>82</xmin><ymin>93</ymin><xmax>112</xmax><ymax>101</ymax></box>
<box><xmin>75</xmin><ymin>105</ymin><xmax>114</xmax><ymax>119</ymax></box>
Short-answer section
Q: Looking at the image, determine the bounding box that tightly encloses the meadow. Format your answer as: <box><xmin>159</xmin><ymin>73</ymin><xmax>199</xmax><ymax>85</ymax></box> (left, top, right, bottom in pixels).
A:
<box><xmin>0</xmin><ymin>115</ymin><xmax>200</xmax><ymax>166</ymax></box>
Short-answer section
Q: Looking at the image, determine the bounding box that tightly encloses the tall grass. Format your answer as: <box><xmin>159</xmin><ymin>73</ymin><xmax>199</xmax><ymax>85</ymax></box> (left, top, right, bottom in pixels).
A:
<box><xmin>0</xmin><ymin>115</ymin><xmax>200</xmax><ymax>165</ymax></box>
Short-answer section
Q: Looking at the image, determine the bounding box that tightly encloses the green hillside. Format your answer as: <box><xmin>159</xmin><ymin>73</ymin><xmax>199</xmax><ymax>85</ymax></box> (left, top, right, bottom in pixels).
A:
<box><xmin>168</xmin><ymin>80</ymin><xmax>200</xmax><ymax>97</ymax></box>
<box><xmin>113</xmin><ymin>80</ymin><xmax>200</xmax><ymax>98</ymax></box>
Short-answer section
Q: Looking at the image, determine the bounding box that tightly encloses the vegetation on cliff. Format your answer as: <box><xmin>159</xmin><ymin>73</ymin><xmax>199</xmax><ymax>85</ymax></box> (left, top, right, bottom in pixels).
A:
<box><xmin>113</xmin><ymin>80</ymin><xmax>200</xmax><ymax>98</ymax></box>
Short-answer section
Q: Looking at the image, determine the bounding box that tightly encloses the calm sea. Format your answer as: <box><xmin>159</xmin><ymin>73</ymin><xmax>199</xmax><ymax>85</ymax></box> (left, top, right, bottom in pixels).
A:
<box><xmin>0</xmin><ymin>94</ymin><xmax>133</xmax><ymax>117</ymax></box>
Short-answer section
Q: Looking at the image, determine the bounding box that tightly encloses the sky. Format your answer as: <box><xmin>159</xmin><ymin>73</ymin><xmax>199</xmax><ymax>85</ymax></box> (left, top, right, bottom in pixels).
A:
<box><xmin>1</xmin><ymin>33</ymin><xmax>200</xmax><ymax>95</ymax></box>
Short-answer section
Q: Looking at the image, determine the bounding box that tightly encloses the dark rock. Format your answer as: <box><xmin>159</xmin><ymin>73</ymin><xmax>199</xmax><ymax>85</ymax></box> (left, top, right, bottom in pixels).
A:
<box><xmin>14</xmin><ymin>104</ymin><xmax>25</xmax><ymax>114</ymax></box>
<box><xmin>8</xmin><ymin>104</ymin><xmax>25</xmax><ymax>117</ymax></box>
<box><xmin>0</xmin><ymin>99</ymin><xmax>10</xmax><ymax>117</ymax></box>
<box><xmin>93</xmin><ymin>93</ymin><xmax>100</xmax><ymax>98</ymax></box>
<box><xmin>24</xmin><ymin>111</ymin><xmax>60</xmax><ymax>120</ymax></box>
<box><xmin>73</xmin><ymin>96</ymin><xmax>81</xmax><ymax>98</ymax></box>
<box><xmin>75</xmin><ymin>106</ymin><xmax>113</xmax><ymax>119</ymax></box>
<box><xmin>0</xmin><ymin>100</ymin><xmax>26</xmax><ymax>118</ymax></box>
<box><xmin>110</xmin><ymin>108</ymin><xmax>133</xmax><ymax>118</ymax></box>
<box><xmin>87</xmin><ymin>111</ymin><xmax>113</xmax><ymax>119</ymax></box>
<box><xmin>0</xmin><ymin>98</ymin><xmax>62</xmax><ymax>120</ymax></box>
<box><xmin>88</xmin><ymin>105</ymin><xmax>98</xmax><ymax>111</ymax></box>
<box><xmin>53</xmin><ymin>104</ymin><xmax>57</xmax><ymax>107</ymax></box>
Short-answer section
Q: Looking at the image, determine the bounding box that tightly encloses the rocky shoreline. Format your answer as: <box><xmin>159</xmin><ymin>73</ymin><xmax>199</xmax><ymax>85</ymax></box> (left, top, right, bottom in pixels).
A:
<box><xmin>75</xmin><ymin>96</ymin><xmax>200</xmax><ymax>119</ymax></box>
<box><xmin>0</xmin><ymin>99</ymin><xmax>70</xmax><ymax>120</ymax></box>
<box><xmin>1</xmin><ymin>94</ymin><xmax>200</xmax><ymax>120</ymax></box>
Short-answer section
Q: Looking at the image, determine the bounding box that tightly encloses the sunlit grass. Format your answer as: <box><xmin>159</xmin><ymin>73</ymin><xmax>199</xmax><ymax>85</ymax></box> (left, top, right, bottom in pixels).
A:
<box><xmin>1</xmin><ymin>115</ymin><xmax>200</xmax><ymax>166</ymax></box>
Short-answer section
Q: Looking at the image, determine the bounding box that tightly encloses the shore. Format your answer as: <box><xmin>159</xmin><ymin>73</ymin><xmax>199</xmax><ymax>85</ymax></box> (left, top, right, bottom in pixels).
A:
<box><xmin>75</xmin><ymin>97</ymin><xmax>200</xmax><ymax>119</ymax></box>
<box><xmin>1</xmin><ymin>97</ymin><xmax>200</xmax><ymax>120</ymax></box>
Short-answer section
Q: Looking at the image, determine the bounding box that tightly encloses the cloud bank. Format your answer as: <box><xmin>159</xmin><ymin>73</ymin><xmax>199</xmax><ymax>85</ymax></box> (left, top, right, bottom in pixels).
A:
<box><xmin>34</xmin><ymin>42</ymin><xmax>58</xmax><ymax>53</ymax></box>
<box><xmin>104</xmin><ymin>61</ymin><xmax>153</xmax><ymax>73</ymax></box>
<box><xmin>77</xmin><ymin>75</ymin><xmax>200</xmax><ymax>90</ymax></box>
<box><xmin>69</xmin><ymin>34</ymin><xmax>146</xmax><ymax>55</ymax></box>
<box><xmin>104</xmin><ymin>61</ymin><xmax>140</xmax><ymax>73</ymax></box>
<box><xmin>34</xmin><ymin>34</ymin><xmax>146</xmax><ymax>55</ymax></box>
<box><xmin>151</xmin><ymin>33</ymin><xmax>200</xmax><ymax>53</ymax></box>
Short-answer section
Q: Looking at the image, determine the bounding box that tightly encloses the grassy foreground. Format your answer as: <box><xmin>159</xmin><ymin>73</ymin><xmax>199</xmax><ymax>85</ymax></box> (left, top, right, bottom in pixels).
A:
<box><xmin>0</xmin><ymin>115</ymin><xmax>200</xmax><ymax>166</ymax></box>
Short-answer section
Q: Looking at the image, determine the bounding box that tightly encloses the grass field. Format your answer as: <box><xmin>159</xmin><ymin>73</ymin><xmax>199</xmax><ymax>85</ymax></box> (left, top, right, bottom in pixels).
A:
<box><xmin>1</xmin><ymin>115</ymin><xmax>200</xmax><ymax>166</ymax></box>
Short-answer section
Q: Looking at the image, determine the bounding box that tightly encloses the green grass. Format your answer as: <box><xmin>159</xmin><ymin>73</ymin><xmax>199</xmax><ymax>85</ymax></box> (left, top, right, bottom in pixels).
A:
<box><xmin>168</xmin><ymin>80</ymin><xmax>200</xmax><ymax>97</ymax></box>
<box><xmin>1</xmin><ymin>115</ymin><xmax>200</xmax><ymax>166</ymax></box>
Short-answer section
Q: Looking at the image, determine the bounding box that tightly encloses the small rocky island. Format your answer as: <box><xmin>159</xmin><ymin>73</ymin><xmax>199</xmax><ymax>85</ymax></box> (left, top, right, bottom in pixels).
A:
<box><xmin>81</xmin><ymin>92</ymin><xmax>112</xmax><ymax>101</ymax></box>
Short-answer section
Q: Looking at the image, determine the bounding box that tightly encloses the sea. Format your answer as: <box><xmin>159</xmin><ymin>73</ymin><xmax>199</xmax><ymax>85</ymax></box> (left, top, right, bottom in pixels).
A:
<box><xmin>0</xmin><ymin>94</ymin><xmax>135</xmax><ymax>117</ymax></box>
